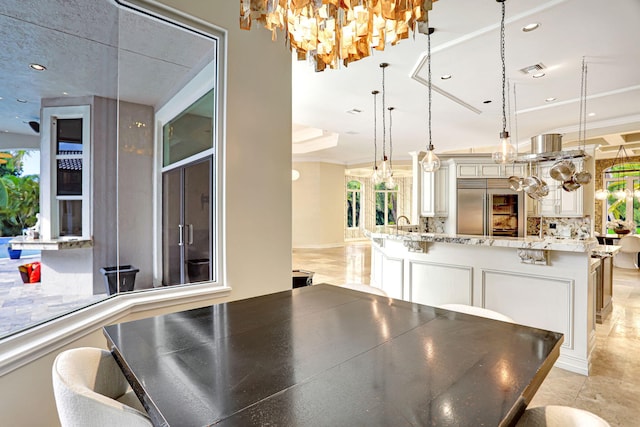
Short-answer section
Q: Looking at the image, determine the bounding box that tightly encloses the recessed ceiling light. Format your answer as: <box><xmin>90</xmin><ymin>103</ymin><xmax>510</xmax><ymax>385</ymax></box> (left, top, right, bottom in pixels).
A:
<box><xmin>62</xmin><ymin>91</ymin><xmax>69</xmax><ymax>95</ymax></box>
<box><xmin>346</xmin><ymin>108</ymin><xmax>363</xmax><ymax>115</ymax></box>
<box><xmin>483</xmin><ymin>100</ymin><xmax>492</xmax><ymax>104</ymax></box>
<box><xmin>532</xmin><ymin>72</ymin><xmax>545</xmax><ymax>78</ymax></box>
<box><xmin>16</xmin><ymin>99</ymin><xmax>27</xmax><ymax>103</ymax></box>
<box><xmin>545</xmin><ymin>97</ymin><xmax>556</xmax><ymax>102</ymax></box>
<box><xmin>29</xmin><ymin>63</ymin><xmax>46</xmax><ymax>71</ymax></box>
<box><xmin>0</xmin><ymin>97</ymin><xmax>3</xmax><ymax>100</ymax></box>
<box><xmin>440</xmin><ymin>74</ymin><xmax>452</xmax><ymax>80</ymax></box>
<box><xmin>588</xmin><ymin>112</ymin><xmax>596</xmax><ymax>117</ymax></box>
<box><xmin>522</xmin><ymin>23</ymin><xmax>540</xmax><ymax>32</ymax></box>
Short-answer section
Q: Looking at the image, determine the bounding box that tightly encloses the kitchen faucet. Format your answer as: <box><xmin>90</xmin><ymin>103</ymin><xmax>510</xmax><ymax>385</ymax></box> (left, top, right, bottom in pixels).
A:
<box><xmin>396</xmin><ymin>215</ymin><xmax>410</xmax><ymax>235</ymax></box>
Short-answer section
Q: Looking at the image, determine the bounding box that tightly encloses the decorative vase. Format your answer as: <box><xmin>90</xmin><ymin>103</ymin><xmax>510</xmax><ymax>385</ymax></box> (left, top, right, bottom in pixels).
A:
<box><xmin>615</xmin><ymin>228</ymin><xmax>631</xmax><ymax>236</ymax></box>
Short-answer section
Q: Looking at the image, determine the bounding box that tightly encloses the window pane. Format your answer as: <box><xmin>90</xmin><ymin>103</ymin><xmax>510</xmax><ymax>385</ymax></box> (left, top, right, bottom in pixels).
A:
<box><xmin>606</xmin><ymin>179</ymin><xmax>627</xmax><ymax>235</ymax></box>
<box><xmin>163</xmin><ymin>89</ymin><xmax>214</xmax><ymax>166</ymax></box>
<box><xmin>57</xmin><ymin>159</ymin><xmax>82</xmax><ymax>195</ymax></box>
<box><xmin>376</xmin><ymin>192</ymin><xmax>385</xmax><ymax>226</ymax></box>
<box><xmin>387</xmin><ymin>192</ymin><xmax>397</xmax><ymax>225</ymax></box>
<box><xmin>56</xmin><ymin>118</ymin><xmax>83</xmax><ymax>154</ymax></box>
<box><xmin>59</xmin><ymin>200</ymin><xmax>82</xmax><ymax>236</ymax></box>
<box><xmin>347</xmin><ymin>180</ymin><xmax>361</xmax><ymax>190</ymax></box>
<box><xmin>354</xmin><ymin>192</ymin><xmax>360</xmax><ymax>227</ymax></box>
<box><xmin>346</xmin><ymin>192</ymin><xmax>353</xmax><ymax>228</ymax></box>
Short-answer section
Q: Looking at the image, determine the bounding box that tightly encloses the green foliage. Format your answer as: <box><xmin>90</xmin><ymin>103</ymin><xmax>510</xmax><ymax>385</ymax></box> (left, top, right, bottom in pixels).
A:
<box><xmin>0</xmin><ymin>175</ymin><xmax>40</xmax><ymax>236</ymax></box>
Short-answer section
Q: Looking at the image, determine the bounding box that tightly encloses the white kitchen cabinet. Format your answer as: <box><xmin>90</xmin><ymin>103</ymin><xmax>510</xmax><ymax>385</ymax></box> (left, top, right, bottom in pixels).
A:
<box><xmin>455</xmin><ymin>162</ymin><xmax>525</xmax><ymax>178</ymax></box>
<box><xmin>538</xmin><ymin>160</ymin><xmax>584</xmax><ymax>217</ymax></box>
<box><xmin>421</xmin><ymin>165</ymin><xmax>449</xmax><ymax>217</ymax></box>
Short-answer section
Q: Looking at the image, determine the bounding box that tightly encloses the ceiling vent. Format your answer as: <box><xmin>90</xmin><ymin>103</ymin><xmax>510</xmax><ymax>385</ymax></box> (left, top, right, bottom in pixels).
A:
<box><xmin>519</xmin><ymin>63</ymin><xmax>546</xmax><ymax>75</ymax></box>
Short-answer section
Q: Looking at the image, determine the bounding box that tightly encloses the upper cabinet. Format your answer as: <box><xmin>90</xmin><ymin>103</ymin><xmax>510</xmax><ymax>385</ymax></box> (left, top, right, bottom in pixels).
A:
<box><xmin>456</xmin><ymin>162</ymin><xmax>525</xmax><ymax>178</ymax></box>
<box><xmin>536</xmin><ymin>159</ymin><xmax>584</xmax><ymax>217</ymax></box>
<box><xmin>421</xmin><ymin>165</ymin><xmax>449</xmax><ymax>217</ymax></box>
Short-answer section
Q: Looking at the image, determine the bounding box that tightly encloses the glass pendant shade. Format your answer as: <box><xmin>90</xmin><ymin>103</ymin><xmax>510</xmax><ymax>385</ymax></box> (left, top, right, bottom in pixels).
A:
<box><xmin>613</xmin><ymin>188</ymin><xmax>627</xmax><ymax>200</ymax></box>
<box><xmin>384</xmin><ymin>174</ymin><xmax>396</xmax><ymax>190</ymax></box>
<box><xmin>594</xmin><ymin>189</ymin><xmax>609</xmax><ymax>201</ymax></box>
<box><xmin>492</xmin><ymin>131</ymin><xmax>517</xmax><ymax>163</ymax></box>
<box><xmin>372</xmin><ymin>168</ymin><xmax>382</xmax><ymax>184</ymax></box>
<box><xmin>380</xmin><ymin>157</ymin><xmax>392</xmax><ymax>180</ymax></box>
<box><xmin>421</xmin><ymin>148</ymin><xmax>441</xmax><ymax>173</ymax></box>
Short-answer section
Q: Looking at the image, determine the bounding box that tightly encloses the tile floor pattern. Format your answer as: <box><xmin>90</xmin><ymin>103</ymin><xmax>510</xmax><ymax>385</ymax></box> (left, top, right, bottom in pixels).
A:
<box><xmin>293</xmin><ymin>242</ymin><xmax>640</xmax><ymax>427</ymax></box>
<box><xmin>0</xmin><ymin>256</ymin><xmax>106</xmax><ymax>338</ymax></box>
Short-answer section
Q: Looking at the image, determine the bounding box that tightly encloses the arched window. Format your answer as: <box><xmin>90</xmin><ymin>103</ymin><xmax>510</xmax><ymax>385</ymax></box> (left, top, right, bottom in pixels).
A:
<box><xmin>375</xmin><ymin>182</ymin><xmax>398</xmax><ymax>226</ymax></box>
<box><xmin>603</xmin><ymin>162</ymin><xmax>640</xmax><ymax>234</ymax></box>
<box><xmin>346</xmin><ymin>180</ymin><xmax>361</xmax><ymax>228</ymax></box>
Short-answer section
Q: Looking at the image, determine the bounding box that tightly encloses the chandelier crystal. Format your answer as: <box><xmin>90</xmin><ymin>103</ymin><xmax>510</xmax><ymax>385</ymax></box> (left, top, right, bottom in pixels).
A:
<box><xmin>240</xmin><ymin>0</ymin><xmax>438</xmax><ymax>71</ymax></box>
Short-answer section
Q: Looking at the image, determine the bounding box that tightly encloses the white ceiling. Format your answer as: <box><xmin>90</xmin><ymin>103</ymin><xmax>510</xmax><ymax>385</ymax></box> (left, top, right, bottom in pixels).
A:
<box><xmin>1</xmin><ymin>0</ymin><xmax>638</xmax><ymax>163</ymax></box>
<box><xmin>0</xmin><ymin>0</ymin><xmax>213</xmax><ymax>141</ymax></box>
<box><xmin>291</xmin><ymin>0</ymin><xmax>640</xmax><ymax>165</ymax></box>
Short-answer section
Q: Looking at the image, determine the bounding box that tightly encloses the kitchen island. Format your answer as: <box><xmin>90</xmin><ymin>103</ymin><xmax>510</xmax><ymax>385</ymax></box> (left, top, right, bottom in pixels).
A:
<box><xmin>368</xmin><ymin>230</ymin><xmax>599</xmax><ymax>375</ymax></box>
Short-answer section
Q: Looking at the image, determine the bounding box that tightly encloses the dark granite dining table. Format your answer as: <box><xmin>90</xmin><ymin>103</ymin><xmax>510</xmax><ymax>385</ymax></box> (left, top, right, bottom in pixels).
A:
<box><xmin>103</xmin><ymin>284</ymin><xmax>563</xmax><ymax>427</ymax></box>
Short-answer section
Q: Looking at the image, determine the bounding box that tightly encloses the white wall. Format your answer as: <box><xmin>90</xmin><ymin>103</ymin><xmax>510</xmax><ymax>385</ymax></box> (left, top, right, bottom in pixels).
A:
<box><xmin>0</xmin><ymin>0</ymin><xmax>292</xmax><ymax>425</ymax></box>
<box><xmin>292</xmin><ymin>162</ymin><xmax>345</xmax><ymax>248</ymax></box>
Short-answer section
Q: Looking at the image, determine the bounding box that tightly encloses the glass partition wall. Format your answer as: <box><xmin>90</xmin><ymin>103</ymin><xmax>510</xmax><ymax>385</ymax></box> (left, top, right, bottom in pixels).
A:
<box><xmin>0</xmin><ymin>0</ymin><xmax>221</xmax><ymax>339</ymax></box>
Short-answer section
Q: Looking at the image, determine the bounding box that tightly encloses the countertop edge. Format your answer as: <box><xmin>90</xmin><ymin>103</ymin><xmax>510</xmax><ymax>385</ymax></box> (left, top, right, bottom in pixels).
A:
<box><xmin>366</xmin><ymin>231</ymin><xmax>598</xmax><ymax>253</ymax></box>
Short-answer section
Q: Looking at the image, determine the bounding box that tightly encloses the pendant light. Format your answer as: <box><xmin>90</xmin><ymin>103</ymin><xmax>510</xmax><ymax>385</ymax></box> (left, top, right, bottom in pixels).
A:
<box><xmin>385</xmin><ymin>106</ymin><xmax>396</xmax><ymax>189</ymax></box>
<box><xmin>378</xmin><ymin>63</ymin><xmax>393</xmax><ymax>185</ymax></box>
<box><xmin>492</xmin><ymin>0</ymin><xmax>517</xmax><ymax>164</ymax></box>
<box><xmin>420</xmin><ymin>27</ymin><xmax>441</xmax><ymax>173</ymax></box>
<box><xmin>371</xmin><ymin>90</ymin><xmax>382</xmax><ymax>184</ymax></box>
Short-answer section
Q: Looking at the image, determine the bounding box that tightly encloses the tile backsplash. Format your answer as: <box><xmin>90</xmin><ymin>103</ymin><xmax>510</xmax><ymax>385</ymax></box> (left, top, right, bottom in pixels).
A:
<box><xmin>420</xmin><ymin>217</ymin><xmax>446</xmax><ymax>233</ymax></box>
<box><xmin>527</xmin><ymin>216</ymin><xmax>591</xmax><ymax>239</ymax></box>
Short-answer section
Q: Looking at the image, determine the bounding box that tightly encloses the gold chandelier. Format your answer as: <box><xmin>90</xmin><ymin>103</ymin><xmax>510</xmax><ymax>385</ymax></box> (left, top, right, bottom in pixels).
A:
<box><xmin>240</xmin><ymin>0</ymin><xmax>438</xmax><ymax>72</ymax></box>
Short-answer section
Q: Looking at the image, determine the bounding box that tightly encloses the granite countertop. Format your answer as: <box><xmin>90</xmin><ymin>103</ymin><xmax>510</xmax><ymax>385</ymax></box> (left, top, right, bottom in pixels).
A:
<box><xmin>591</xmin><ymin>244</ymin><xmax>622</xmax><ymax>256</ymax></box>
<box><xmin>367</xmin><ymin>230</ymin><xmax>598</xmax><ymax>253</ymax></box>
<box><xmin>9</xmin><ymin>236</ymin><xmax>93</xmax><ymax>251</ymax></box>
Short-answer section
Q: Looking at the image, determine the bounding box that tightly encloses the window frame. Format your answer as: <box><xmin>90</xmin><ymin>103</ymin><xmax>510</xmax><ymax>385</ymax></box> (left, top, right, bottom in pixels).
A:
<box><xmin>346</xmin><ymin>180</ymin><xmax>362</xmax><ymax>229</ymax></box>
<box><xmin>0</xmin><ymin>0</ymin><xmax>230</xmax><ymax>375</ymax></box>
<box><xmin>41</xmin><ymin>105</ymin><xmax>92</xmax><ymax>240</ymax></box>
<box><xmin>374</xmin><ymin>183</ymin><xmax>398</xmax><ymax>226</ymax></box>
<box><xmin>603</xmin><ymin>168</ymin><xmax>640</xmax><ymax>233</ymax></box>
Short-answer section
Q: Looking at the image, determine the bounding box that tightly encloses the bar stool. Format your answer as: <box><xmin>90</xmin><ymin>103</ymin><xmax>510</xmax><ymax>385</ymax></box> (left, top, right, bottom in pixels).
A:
<box><xmin>516</xmin><ymin>405</ymin><xmax>610</xmax><ymax>426</ymax></box>
<box><xmin>614</xmin><ymin>235</ymin><xmax>640</xmax><ymax>269</ymax></box>
<box><xmin>438</xmin><ymin>303</ymin><xmax>514</xmax><ymax>323</ymax></box>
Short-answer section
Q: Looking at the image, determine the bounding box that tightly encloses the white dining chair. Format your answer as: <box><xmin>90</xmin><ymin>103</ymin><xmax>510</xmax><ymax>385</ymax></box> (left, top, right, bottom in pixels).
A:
<box><xmin>516</xmin><ymin>405</ymin><xmax>610</xmax><ymax>426</ymax></box>
<box><xmin>438</xmin><ymin>303</ymin><xmax>514</xmax><ymax>323</ymax></box>
<box><xmin>52</xmin><ymin>347</ymin><xmax>152</xmax><ymax>427</ymax></box>
<box><xmin>614</xmin><ymin>234</ymin><xmax>640</xmax><ymax>269</ymax></box>
<box><xmin>340</xmin><ymin>283</ymin><xmax>389</xmax><ymax>297</ymax></box>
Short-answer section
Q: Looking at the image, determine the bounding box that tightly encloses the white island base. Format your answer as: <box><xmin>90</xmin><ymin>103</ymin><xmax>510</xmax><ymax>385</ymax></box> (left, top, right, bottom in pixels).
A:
<box><xmin>369</xmin><ymin>232</ymin><xmax>598</xmax><ymax>375</ymax></box>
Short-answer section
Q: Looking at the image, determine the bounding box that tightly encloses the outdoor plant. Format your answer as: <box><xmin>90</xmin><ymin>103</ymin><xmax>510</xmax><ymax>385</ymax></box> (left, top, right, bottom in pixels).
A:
<box><xmin>0</xmin><ymin>151</ymin><xmax>40</xmax><ymax>237</ymax></box>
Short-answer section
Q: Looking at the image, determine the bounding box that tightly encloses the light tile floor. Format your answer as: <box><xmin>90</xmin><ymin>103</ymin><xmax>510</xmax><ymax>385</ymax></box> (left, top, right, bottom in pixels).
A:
<box><xmin>293</xmin><ymin>242</ymin><xmax>640</xmax><ymax>427</ymax></box>
<box><xmin>0</xmin><ymin>255</ymin><xmax>106</xmax><ymax>338</ymax></box>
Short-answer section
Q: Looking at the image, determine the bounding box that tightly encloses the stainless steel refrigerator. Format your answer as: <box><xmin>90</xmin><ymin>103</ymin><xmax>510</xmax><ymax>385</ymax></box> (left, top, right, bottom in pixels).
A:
<box><xmin>457</xmin><ymin>179</ymin><xmax>524</xmax><ymax>237</ymax></box>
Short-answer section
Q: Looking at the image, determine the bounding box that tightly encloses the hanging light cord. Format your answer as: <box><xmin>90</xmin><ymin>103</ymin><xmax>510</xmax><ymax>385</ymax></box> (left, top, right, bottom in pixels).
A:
<box><xmin>500</xmin><ymin>0</ymin><xmax>507</xmax><ymax>135</ymax></box>
<box><xmin>513</xmin><ymin>83</ymin><xmax>518</xmax><ymax>152</ymax></box>
<box><xmin>372</xmin><ymin>90</ymin><xmax>378</xmax><ymax>171</ymax></box>
<box><xmin>427</xmin><ymin>29</ymin><xmax>433</xmax><ymax>151</ymax></box>
<box><xmin>389</xmin><ymin>107</ymin><xmax>394</xmax><ymax>171</ymax></box>
<box><xmin>381</xmin><ymin>64</ymin><xmax>387</xmax><ymax>159</ymax></box>
<box><xmin>579</xmin><ymin>57</ymin><xmax>587</xmax><ymax>151</ymax></box>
